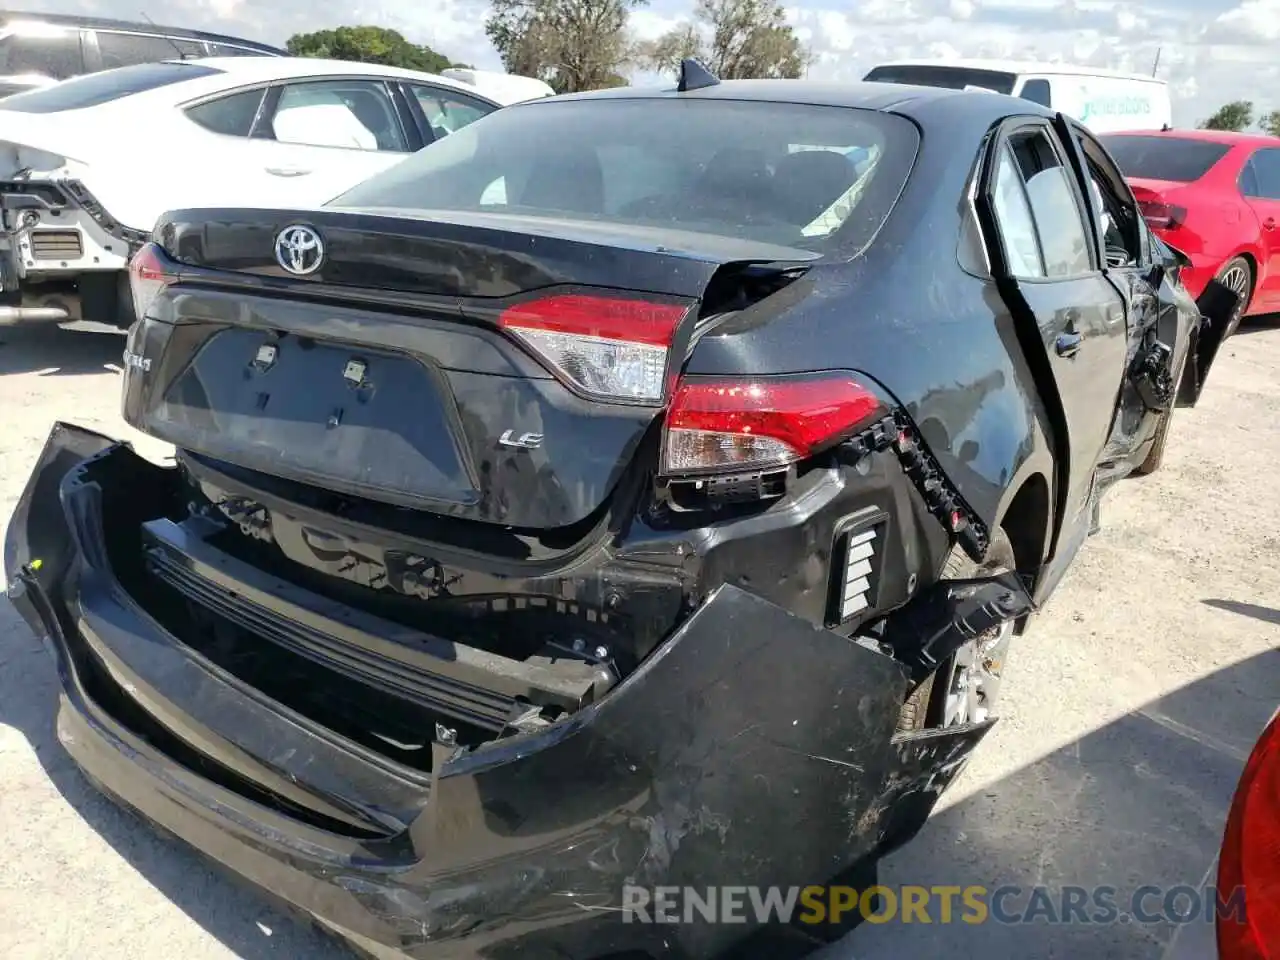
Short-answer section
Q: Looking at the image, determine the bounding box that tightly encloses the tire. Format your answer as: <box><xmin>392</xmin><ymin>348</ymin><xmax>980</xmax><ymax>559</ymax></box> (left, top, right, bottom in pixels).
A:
<box><xmin>1215</xmin><ymin>256</ymin><xmax>1253</xmax><ymax>338</ymax></box>
<box><xmin>1134</xmin><ymin>407</ymin><xmax>1172</xmax><ymax>476</ymax></box>
<box><xmin>896</xmin><ymin>528</ymin><xmax>1018</xmax><ymax>733</ymax></box>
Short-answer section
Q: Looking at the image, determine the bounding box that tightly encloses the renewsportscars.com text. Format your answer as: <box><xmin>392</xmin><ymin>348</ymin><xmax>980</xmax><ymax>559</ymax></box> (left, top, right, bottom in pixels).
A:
<box><xmin>621</xmin><ymin>884</ymin><xmax>1246</xmax><ymax>926</ymax></box>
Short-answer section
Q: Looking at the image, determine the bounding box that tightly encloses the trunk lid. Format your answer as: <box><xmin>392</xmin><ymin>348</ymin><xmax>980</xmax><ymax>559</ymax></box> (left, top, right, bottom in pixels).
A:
<box><xmin>1127</xmin><ymin>176</ymin><xmax>1185</xmax><ymax>202</ymax></box>
<box><xmin>136</xmin><ymin>208</ymin><xmax>818</xmax><ymax>530</ymax></box>
<box><xmin>155</xmin><ymin>206</ymin><xmax>819</xmax><ymax>300</ymax></box>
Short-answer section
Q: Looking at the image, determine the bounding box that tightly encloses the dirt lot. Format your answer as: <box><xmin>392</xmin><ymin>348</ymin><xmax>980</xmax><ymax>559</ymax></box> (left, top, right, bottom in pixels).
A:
<box><xmin>1</xmin><ymin>322</ymin><xmax>1278</xmax><ymax>960</ymax></box>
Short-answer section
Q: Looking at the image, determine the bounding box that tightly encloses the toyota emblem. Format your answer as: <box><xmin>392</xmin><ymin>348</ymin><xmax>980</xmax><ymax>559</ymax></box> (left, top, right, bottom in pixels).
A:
<box><xmin>274</xmin><ymin>224</ymin><xmax>324</xmax><ymax>276</ymax></box>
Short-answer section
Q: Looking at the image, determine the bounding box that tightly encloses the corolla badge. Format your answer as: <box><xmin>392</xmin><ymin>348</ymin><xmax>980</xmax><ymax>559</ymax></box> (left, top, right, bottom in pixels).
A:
<box><xmin>274</xmin><ymin>224</ymin><xmax>324</xmax><ymax>276</ymax></box>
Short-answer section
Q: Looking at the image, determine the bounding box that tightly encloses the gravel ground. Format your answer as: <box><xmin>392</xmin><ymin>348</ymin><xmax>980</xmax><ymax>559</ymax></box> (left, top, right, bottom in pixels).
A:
<box><xmin>2</xmin><ymin>321</ymin><xmax>1278</xmax><ymax>960</ymax></box>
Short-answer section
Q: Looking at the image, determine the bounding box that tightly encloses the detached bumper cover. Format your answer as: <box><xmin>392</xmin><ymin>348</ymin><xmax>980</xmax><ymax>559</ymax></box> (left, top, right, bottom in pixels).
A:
<box><xmin>5</xmin><ymin>422</ymin><xmax>998</xmax><ymax>959</ymax></box>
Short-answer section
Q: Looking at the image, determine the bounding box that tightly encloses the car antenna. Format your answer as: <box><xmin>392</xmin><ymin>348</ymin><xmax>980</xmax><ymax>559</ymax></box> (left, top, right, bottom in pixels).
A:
<box><xmin>677</xmin><ymin>58</ymin><xmax>720</xmax><ymax>92</ymax></box>
<box><xmin>139</xmin><ymin>11</ymin><xmax>190</xmax><ymax>60</ymax></box>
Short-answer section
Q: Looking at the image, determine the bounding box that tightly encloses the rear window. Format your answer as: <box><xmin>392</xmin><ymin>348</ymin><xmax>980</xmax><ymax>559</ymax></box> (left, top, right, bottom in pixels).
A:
<box><xmin>0</xmin><ymin>60</ymin><xmax>220</xmax><ymax>113</ymax></box>
<box><xmin>330</xmin><ymin>98</ymin><xmax>919</xmax><ymax>254</ymax></box>
<box><xmin>864</xmin><ymin>65</ymin><xmax>1016</xmax><ymax>95</ymax></box>
<box><xmin>1099</xmin><ymin>135</ymin><xmax>1231</xmax><ymax>183</ymax></box>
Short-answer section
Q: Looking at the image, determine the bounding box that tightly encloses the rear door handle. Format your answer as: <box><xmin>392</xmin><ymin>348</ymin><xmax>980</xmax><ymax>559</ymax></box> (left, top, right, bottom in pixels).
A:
<box><xmin>1055</xmin><ymin>331</ymin><xmax>1083</xmax><ymax>357</ymax></box>
<box><xmin>265</xmin><ymin>167</ymin><xmax>311</xmax><ymax>177</ymax></box>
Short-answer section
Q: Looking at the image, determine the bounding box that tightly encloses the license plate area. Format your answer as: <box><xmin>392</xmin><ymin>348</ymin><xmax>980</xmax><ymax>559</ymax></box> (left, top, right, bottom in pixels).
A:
<box><xmin>156</xmin><ymin>329</ymin><xmax>479</xmax><ymax>509</ymax></box>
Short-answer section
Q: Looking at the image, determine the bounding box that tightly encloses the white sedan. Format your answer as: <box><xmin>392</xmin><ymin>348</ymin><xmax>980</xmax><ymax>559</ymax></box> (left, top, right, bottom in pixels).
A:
<box><xmin>0</xmin><ymin>56</ymin><xmax>553</xmax><ymax>327</ymax></box>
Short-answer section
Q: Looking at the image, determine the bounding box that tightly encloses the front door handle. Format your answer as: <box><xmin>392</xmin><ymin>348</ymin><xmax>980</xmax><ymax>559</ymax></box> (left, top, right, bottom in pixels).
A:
<box><xmin>265</xmin><ymin>166</ymin><xmax>312</xmax><ymax>177</ymax></box>
<box><xmin>1055</xmin><ymin>331</ymin><xmax>1083</xmax><ymax>357</ymax></box>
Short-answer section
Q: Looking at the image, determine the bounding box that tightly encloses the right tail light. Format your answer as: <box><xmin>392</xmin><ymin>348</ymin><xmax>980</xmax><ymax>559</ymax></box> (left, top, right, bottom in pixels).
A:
<box><xmin>660</xmin><ymin>374</ymin><xmax>884</xmax><ymax>476</ymax></box>
<box><xmin>1138</xmin><ymin>199</ymin><xmax>1187</xmax><ymax>230</ymax></box>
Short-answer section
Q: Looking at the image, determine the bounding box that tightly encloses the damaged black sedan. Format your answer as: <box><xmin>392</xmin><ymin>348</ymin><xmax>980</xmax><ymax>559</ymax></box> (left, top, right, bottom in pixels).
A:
<box><xmin>4</xmin><ymin>64</ymin><xmax>1231</xmax><ymax>959</ymax></box>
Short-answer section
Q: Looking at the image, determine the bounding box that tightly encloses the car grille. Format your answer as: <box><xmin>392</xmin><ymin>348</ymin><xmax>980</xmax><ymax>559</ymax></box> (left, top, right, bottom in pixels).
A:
<box><xmin>30</xmin><ymin>229</ymin><xmax>83</xmax><ymax>262</ymax></box>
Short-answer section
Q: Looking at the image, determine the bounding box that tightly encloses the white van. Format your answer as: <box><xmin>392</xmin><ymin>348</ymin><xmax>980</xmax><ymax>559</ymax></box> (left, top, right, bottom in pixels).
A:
<box><xmin>862</xmin><ymin>59</ymin><xmax>1172</xmax><ymax>133</ymax></box>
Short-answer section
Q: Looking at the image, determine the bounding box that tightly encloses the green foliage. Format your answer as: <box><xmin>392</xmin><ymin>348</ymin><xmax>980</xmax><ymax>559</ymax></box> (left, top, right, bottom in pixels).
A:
<box><xmin>1259</xmin><ymin>110</ymin><xmax>1280</xmax><ymax>138</ymax></box>
<box><xmin>1198</xmin><ymin>100</ymin><xmax>1253</xmax><ymax>132</ymax></box>
<box><xmin>485</xmin><ymin>0</ymin><xmax>646</xmax><ymax>93</ymax></box>
<box><xmin>641</xmin><ymin>0</ymin><xmax>808</xmax><ymax>80</ymax></box>
<box><xmin>286</xmin><ymin>26</ymin><xmax>463</xmax><ymax>73</ymax></box>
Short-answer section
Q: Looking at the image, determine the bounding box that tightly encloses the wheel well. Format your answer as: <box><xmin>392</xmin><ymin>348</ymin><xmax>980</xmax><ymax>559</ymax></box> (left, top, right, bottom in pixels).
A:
<box><xmin>999</xmin><ymin>473</ymin><xmax>1051</xmax><ymax>580</ymax></box>
<box><xmin>1230</xmin><ymin>251</ymin><xmax>1258</xmax><ymax>297</ymax></box>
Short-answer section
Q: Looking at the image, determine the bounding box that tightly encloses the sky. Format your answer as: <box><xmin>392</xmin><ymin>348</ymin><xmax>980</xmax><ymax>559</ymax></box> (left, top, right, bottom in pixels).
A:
<box><xmin>47</xmin><ymin>0</ymin><xmax>1280</xmax><ymax>126</ymax></box>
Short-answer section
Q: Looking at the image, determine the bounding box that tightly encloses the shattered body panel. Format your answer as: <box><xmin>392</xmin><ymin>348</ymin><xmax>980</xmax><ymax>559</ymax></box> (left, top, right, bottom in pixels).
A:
<box><xmin>6</xmin><ymin>424</ymin><xmax>1010</xmax><ymax>960</ymax></box>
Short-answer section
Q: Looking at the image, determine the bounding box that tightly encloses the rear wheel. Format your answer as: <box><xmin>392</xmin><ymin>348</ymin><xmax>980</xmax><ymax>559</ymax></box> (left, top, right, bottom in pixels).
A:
<box><xmin>1216</xmin><ymin>256</ymin><xmax>1253</xmax><ymax>338</ymax></box>
<box><xmin>1134</xmin><ymin>407</ymin><xmax>1173</xmax><ymax>475</ymax></box>
<box><xmin>897</xmin><ymin>528</ymin><xmax>1017</xmax><ymax>733</ymax></box>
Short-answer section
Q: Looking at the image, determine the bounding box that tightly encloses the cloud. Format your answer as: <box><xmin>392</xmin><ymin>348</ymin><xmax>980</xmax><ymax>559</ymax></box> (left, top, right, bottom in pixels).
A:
<box><xmin>27</xmin><ymin>0</ymin><xmax>1280</xmax><ymax>126</ymax></box>
<box><xmin>1205</xmin><ymin>0</ymin><xmax>1280</xmax><ymax>42</ymax></box>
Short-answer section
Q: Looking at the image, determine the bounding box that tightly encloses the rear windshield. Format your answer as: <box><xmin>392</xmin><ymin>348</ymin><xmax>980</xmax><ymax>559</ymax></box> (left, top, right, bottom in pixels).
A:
<box><xmin>0</xmin><ymin>61</ymin><xmax>220</xmax><ymax>112</ymax></box>
<box><xmin>864</xmin><ymin>65</ymin><xmax>1016</xmax><ymax>95</ymax></box>
<box><xmin>1099</xmin><ymin>135</ymin><xmax>1231</xmax><ymax>182</ymax></box>
<box><xmin>330</xmin><ymin>98</ymin><xmax>919</xmax><ymax>254</ymax></box>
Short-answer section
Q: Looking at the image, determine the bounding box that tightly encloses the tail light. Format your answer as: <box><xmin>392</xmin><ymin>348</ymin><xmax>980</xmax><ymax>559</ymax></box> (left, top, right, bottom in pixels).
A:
<box><xmin>499</xmin><ymin>294</ymin><xmax>693</xmax><ymax>404</ymax></box>
<box><xmin>1138</xmin><ymin>200</ymin><xmax>1187</xmax><ymax>229</ymax></box>
<box><xmin>1217</xmin><ymin>708</ymin><xmax>1280</xmax><ymax>959</ymax></box>
<box><xmin>128</xmin><ymin>242</ymin><xmax>176</xmax><ymax>322</ymax></box>
<box><xmin>661</xmin><ymin>374</ymin><xmax>883</xmax><ymax>475</ymax></box>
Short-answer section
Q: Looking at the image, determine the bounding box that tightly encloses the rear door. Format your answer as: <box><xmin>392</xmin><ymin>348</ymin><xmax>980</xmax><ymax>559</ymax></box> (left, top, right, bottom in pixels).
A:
<box><xmin>1238</xmin><ymin>146</ymin><xmax>1280</xmax><ymax>309</ymax></box>
<box><xmin>242</xmin><ymin>77</ymin><xmax>422</xmax><ymax>206</ymax></box>
<box><xmin>977</xmin><ymin>116</ymin><xmax>1130</xmax><ymax>560</ymax></box>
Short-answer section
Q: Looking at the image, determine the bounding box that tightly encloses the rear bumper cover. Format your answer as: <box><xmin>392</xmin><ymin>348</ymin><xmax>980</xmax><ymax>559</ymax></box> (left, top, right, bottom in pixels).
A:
<box><xmin>5</xmin><ymin>422</ymin><xmax>1002</xmax><ymax>959</ymax></box>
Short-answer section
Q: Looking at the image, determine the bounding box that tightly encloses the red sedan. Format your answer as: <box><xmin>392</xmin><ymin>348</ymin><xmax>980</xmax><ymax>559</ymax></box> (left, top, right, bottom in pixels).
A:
<box><xmin>1100</xmin><ymin>128</ymin><xmax>1280</xmax><ymax>334</ymax></box>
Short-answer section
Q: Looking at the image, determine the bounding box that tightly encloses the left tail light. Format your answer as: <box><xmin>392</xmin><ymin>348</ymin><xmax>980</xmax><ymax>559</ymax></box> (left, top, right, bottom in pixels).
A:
<box><xmin>661</xmin><ymin>374</ymin><xmax>884</xmax><ymax>476</ymax></box>
<box><xmin>1217</xmin><ymin>708</ymin><xmax>1280</xmax><ymax>959</ymax></box>
<box><xmin>499</xmin><ymin>294</ymin><xmax>693</xmax><ymax>404</ymax></box>
<box><xmin>1138</xmin><ymin>199</ymin><xmax>1187</xmax><ymax>229</ymax></box>
<box><xmin>128</xmin><ymin>242</ymin><xmax>176</xmax><ymax>322</ymax></box>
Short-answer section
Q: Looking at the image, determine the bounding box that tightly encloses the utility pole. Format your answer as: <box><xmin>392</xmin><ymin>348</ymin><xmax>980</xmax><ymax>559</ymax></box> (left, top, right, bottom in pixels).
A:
<box><xmin>1151</xmin><ymin>46</ymin><xmax>1162</xmax><ymax>77</ymax></box>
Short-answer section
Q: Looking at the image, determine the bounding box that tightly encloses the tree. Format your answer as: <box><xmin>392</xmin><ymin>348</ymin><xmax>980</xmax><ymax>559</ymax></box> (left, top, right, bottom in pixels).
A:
<box><xmin>485</xmin><ymin>0</ymin><xmax>645</xmax><ymax>94</ymax></box>
<box><xmin>286</xmin><ymin>26</ymin><xmax>463</xmax><ymax>73</ymax></box>
<box><xmin>1199</xmin><ymin>100</ymin><xmax>1254</xmax><ymax>132</ymax></box>
<box><xmin>1260</xmin><ymin>110</ymin><xmax>1280</xmax><ymax>138</ymax></box>
<box><xmin>641</xmin><ymin>0</ymin><xmax>808</xmax><ymax>80</ymax></box>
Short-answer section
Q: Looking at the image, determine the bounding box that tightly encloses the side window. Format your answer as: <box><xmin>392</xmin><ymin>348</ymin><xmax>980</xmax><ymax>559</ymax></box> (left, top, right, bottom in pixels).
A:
<box><xmin>1240</xmin><ymin>159</ymin><xmax>1261</xmax><ymax>198</ymax></box>
<box><xmin>1075</xmin><ymin>129</ymin><xmax>1144</xmax><ymax>267</ymax></box>
<box><xmin>269</xmin><ymin>80</ymin><xmax>408</xmax><ymax>152</ymax></box>
<box><xmin>95</xmin><ymin>31</ymin><xmax>200</xmax><ymax>68</ymax></box>
<box><xmin>0</xmin><ymin>32</ymin><xmax>84</xmax><ymax>79</ymax></box>
<box><xmin>1007</xmin><ymin>129</ymin><xmax>1091</xmax><ymax>276</ymax></box>
<box><xmin>1243</xmin><ymin>148</ymin><xmax>1280</xmax><ymax>200</ymax></box>
<box><xmin>207</xmin><ymin>43</ymin><xmax>268</xmax><ymax>57</ymax></box>
<box><xmin>1019</xmin><ymin>78</ymin><xmax>1052</xmax><ymax>108</ymax></box>
<box><xmin>184</xmin><ymin>88</ymin><xmax>266</xmax><ymax>137</ymax></box>
<box><xmin>409</xmin><ymin>85</ymin><xmax>495</xmax><ymax>139</ymax></box>
<box><xmin>991</xmin><ymin>144</ymin><xmax>1046</xmax><ymax>278</ymax></box>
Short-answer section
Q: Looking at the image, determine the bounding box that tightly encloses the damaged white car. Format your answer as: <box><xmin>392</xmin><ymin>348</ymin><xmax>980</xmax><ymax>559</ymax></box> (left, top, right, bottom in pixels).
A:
<box><xmin>0</xmin><ymin>56</ymin><xmax>552</xmax><ymax>328</ymax></box>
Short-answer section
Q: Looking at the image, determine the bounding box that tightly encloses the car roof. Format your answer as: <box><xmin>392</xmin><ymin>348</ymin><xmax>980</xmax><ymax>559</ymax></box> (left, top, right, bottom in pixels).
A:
<box><xmin>0</xmin><ymin>9</ymin><xmax>285</xmax><ymax>52</ymax></box>
<box><xmin>541</xmin><ymin>77</ymin><xmax>1045</xmax><ymax>123</ymax></box>
<box><xmin>869</xmin><ymin>58</ymin><xmax>1167</xmax><ymax>85</ymax></box>
<box><xmin>1101</xmin><ymin>128</ymin><xmax>1280</xmax><ymax>147</ymax></box>
<box><xmin>168</xmin><ymin>57</ymin><xmax>528</xmax><ymax>105</ymax></box>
